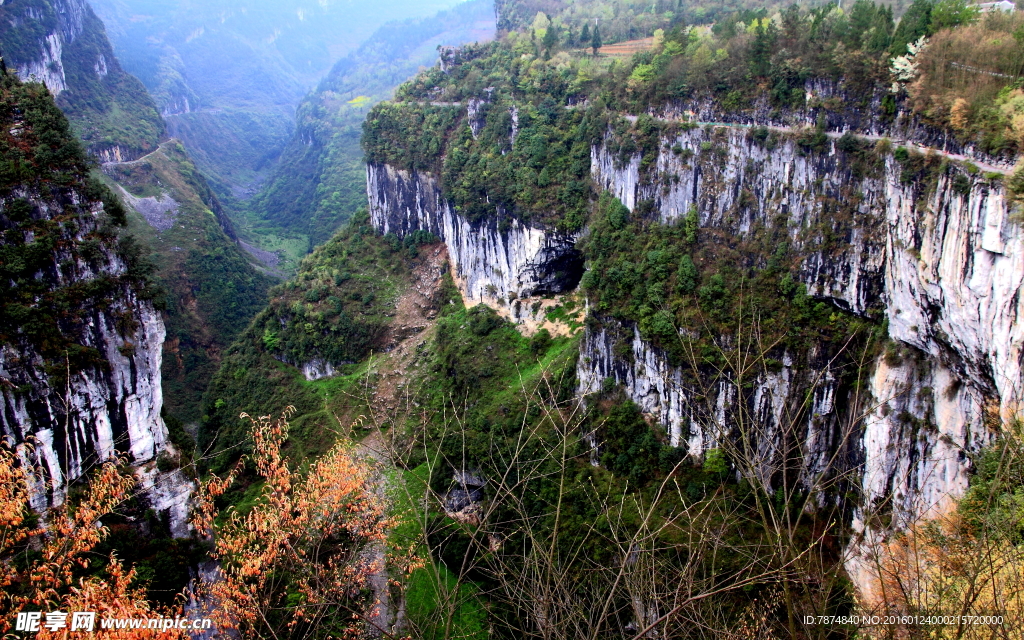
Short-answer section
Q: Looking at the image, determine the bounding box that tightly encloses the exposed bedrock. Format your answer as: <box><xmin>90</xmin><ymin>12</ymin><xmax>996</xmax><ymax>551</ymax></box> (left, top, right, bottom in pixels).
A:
<box><xmin>590</xmin><ymin>124</ymin><xmax>1020</xmax><ymax>583</ymax></box>
<box><xmin>366</xmin><ymin>119</ymin><xmax>1022</xmax><ymax>591</ymax></box>
<box><xmin>367</xmin><ymin>162</ymin><xmax>584</xmax><ymax>308</ymax></box>
<box><xmin>0</xmin><ymin>188</ymin><xmax>192</xmax><ymax>534</ymax></box>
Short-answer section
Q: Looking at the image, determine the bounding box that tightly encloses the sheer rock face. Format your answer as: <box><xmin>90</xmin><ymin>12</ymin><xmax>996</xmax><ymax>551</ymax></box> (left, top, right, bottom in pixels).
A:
<box><xmin>367</xmin><ymin>162</ymin><xmax>584</xmax><ymax>309</ymax></box>
<box><xmin>592</xmin><ymin>126</ymin><xmax>887</xmax><ymax>315</ymax></box>
<box><xmin>6</xmin><ymin>0</ymin><xmax>87</xmax><ymax>95</ymax></box>
<box><xmin>0</xmin><ymin>186</ymin><xmax>190</xmax><ymax>534</ymax></box>
<box><xmin>366</xmin><ymin>122</ymin><xmax>1022</xmax><ymax>591</ymax></box>
<box><xmin>589</xmin><ymin>125</ymin><xmax>1019</xmax><ymax>583</ymax></box>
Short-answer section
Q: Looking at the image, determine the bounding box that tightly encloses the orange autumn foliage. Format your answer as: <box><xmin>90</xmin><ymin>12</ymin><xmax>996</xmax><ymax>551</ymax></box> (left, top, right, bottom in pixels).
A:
<box><xmin>192</xmin><ymin>408</ymin><xmax>399</xmax><ymax>639</ymax></box>
<box><xmin>863</xmin><ymin>512</ymin><xmax>1024</xmax><ymax>639</ymax></box>
<box><xmin>0</xmin><ymin>441</ymin><xmax>188</xmax><ymax>639</ymax></box>
<box><xmin>1</xmin><ymin>408</ymin><xmax>400</xmax><ymax>640</ymax></box>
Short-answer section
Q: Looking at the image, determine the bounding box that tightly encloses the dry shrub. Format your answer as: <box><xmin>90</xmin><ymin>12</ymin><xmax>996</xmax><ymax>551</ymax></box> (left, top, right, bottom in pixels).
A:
<box><xmin>909</xmin><ymin>12</ymin><xmax>1024</xmax><ymax>131</ymax></box>
<box><xmin>0</xmin><ymin>442</ymin><xmax>187</xmax><ymax>639</ymax></box>
<box><xmin>193</xmin><ymin>408</ymin><xmax>404</xmax><ymax>639</ymax></box>
<box><xmin>863</xmin><ymin>512</ymin><xmax>1024</xmax><ymax>639</ymax></box>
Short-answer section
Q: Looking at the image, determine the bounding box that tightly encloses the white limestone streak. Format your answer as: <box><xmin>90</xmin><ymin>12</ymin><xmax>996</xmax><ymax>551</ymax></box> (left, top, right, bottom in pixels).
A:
<box><xmin>576</xmin><ymin>323</ymin><xmax>840</xmax><ymax>490</ymax></box>
<box><xmin>367</xmin><ymin>163</ymin><xmax>581</xmax><ymax>308</ymax></box>
<box><xmin>591</xmin><ymin>127</ymin><xmax>885</xmax><ymax>314</ymax></box>
<box><xmin>589</xmin><ymin>127</ymin><xmax>1022</xmax><ymax>591</ymax></box>
<box><xmin>301</xmin><ymin>359</ymin><xmax>337</xmax><ymax>382</ymax></box>
<box><xmin>18</xmin><ymin>34</ymin><xmax>67</xmax><ymax>95</ymax></box>
<box><xmin>13</xmin><ymin>0</ymin><xmax>97</xmax><ymax>97</ymax></box>
<box><xmin>0</xmin><ymin>187</ymin><xmax>190</xmax><ymax>533</ymax></box>
<box><xmin>0</xmin><ymin>303</ymin><xmax>170</xmax><ymax>503</ymax></box>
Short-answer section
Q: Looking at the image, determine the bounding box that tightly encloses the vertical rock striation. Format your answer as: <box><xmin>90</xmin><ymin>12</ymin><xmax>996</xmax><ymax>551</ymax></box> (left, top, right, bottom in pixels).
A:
<box><xmin>587</xmin><ymin>125</ymin><xmax>1021</xmax><ymax>582</ymax></box>
<box><xmin>0</xmin><ymin>74</ymin><xmax>189</xmax><ymax>532</ymax></box>
<box><xmin>0</xmin><ymin>189</ymin><xmax>189</xmax><ymax>529</ymax></box>
<box><xmin>367</xmin><ymin>162</ymin><xmax>584</xmax><ymax>317</ymax></box>
<box><xmin>367</xmin><ymin>119</ymin><xmax>1023</xmax><ymax>590</ymax></box>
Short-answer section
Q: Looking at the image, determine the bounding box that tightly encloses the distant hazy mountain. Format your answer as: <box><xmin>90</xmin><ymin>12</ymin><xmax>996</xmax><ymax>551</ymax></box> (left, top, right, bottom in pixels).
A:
<box><xmin>89</xmin><ymin>0</ymin><xmax>472</xmax><ymax>193</ymax></box>
<box><xmin>250</xmin><ymin>0</ymin><xmax>495</xmax><ymax>248</ymax></box>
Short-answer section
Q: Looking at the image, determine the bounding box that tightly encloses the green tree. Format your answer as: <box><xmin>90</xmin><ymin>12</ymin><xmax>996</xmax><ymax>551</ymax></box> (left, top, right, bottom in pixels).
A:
<box><xmin>592</xmin><ymin>24</ymin><xmax>602</xmax><ymax>55</ymax></box>
<box><xmin>542</xmin><ymin>23</ymin><xmax>559</xmax><ymax>56</ymax></box>
<box><xmin>930</xmin><ymin>0</ymin><xmax>979</xmax><ymax>31</ymax></box>
<box><xmin>890</xmin><ymin>0</ymin><xmax>934</xmax><ymax>56</ymax></box>
<box><xmin>749</xmin><ymin>22</ymin><xmax>775</xmax><ymax>77</ymax></box>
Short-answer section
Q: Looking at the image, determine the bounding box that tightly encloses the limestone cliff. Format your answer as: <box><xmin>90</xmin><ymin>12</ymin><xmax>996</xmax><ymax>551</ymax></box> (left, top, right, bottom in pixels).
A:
<box><xmin>0</xmin><ymin>0</ymin><xmax>164</xmax><ymax>159</ymax></box>
<box><xmin>367</xmin><ymin>162</ymin><xmax>584</xmax><ymax>326</ymax></box>
<box><xmin>0</xmin><ymin>72</ymin><xmax>190</xmax><ymax>535</ymax></box>
<box><xmin>366</xmin><ymin>112</ymin><xmax>1022</xmax><ymax>587</ymax></box>
<box><xmin>588</xmin><ymin>126</ymin><xmax>1015</xmax><ymax>534</ymax></box>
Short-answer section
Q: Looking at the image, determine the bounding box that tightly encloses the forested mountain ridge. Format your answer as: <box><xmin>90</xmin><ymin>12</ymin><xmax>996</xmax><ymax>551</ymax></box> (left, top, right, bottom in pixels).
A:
<box><xmin>0</xmin><ymin>0</ymin><xmax>275</xmax><ymax>427</ymax></box>
<box><xmin>0</xmin><ymin>0</ymin><xmax>163</xmax><ymax>160</ymax></box>
<box><xmin>246</xmin><ymin>0</ymin><xmax>496</xmax><ymax>260</ymax></box>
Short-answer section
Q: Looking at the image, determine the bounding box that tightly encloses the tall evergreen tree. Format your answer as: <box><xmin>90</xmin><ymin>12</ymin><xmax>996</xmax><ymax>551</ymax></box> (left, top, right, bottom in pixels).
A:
<box><xmin>592</xmin><ymin>24</ymin><xmax>602</xmax><ymax>55</ymax></box>
<box><xmin>543</xmin><ymin>23</ymin><xmax>559</xmax><ymax>56</ymax></box>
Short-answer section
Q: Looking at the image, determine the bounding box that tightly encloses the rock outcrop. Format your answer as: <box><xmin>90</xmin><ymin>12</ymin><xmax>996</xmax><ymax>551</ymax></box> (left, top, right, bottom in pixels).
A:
<box><xmin>367</xmin><ymin>162</ymin><xmax>584</xmax><ymax>320</ymax></box>
<box><xmin>0</xmin><ymin>73</ymin><xmax>190</xmax><ymax>533</ymax></box>
<box><xmin>367</xmin><ymin>117</ymin><xmax>1022</xmax><ymax>590</ymax></box>
<box><xmin>587</xmin><ymin>124</ymin><xmax>1019</xmax><ymax>580</ymax></box>
<box><xmin>0</xmin><ymin>185</ymin><xmax>191</xmax><ymax>531</ymax></box>
<box><xmin>0</xmin><ymin>0</ymin><xmax>164</xmax><ymax>159</ymax></box>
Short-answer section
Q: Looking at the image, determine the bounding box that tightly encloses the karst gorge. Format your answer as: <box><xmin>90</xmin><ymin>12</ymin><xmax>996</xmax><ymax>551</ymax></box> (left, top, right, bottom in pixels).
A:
<box><xmin>3</xmin><ymin>0</ymin><xmax>1024</xmax><ymax>637</ymax></box>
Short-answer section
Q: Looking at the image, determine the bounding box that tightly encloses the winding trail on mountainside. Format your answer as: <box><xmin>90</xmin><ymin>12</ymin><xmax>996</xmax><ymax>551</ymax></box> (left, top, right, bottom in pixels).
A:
<box><xmin>619</xmin><ymin>114</ymin><xmax>1015</xmax><ymax>175</ymax></box>
<box><xmin>410</xmin><ymin>100</ymin><xmax>1013</xmax><ymax>174</ymax></box>
<box><xmin>355</xmin><ymin>430</ymin><xmax>401</xmax><ymax>638</ymax></box>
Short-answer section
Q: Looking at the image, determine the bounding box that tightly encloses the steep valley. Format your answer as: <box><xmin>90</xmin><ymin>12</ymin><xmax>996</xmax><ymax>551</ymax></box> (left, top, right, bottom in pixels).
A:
<box><xmin>6</xmin><ymin>0</ymin><xmax>1024</xmax><ymax>636</ymax></box>
<box><xmin>203</xmin><ymin>4</ymin><xmax>1024</xmax><ymax>633</ymax></box>
<box><xmin>0</xmin><ymin>0</ymin><xmax>276</xmax><ymax>432</ymax></box>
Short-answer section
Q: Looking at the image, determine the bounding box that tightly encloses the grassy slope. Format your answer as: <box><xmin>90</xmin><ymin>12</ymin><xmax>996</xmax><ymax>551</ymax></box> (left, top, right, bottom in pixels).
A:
<box><xmin>104</xmin><ymin>141</ymin><xmax>273</xmax><ymax>426</ymax></box>
<box><xmin>199</xmin><ymin>213</ymin><xmax>431</xmax><ymax>470</ymax></box>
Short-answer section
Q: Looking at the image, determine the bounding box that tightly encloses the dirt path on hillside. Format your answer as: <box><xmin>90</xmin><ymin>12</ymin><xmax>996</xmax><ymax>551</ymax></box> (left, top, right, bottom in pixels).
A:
<box><xmin>349</xmin><ymin>244</ymin><xmax>450</xmax><ymax>637</ymax></box>
<box><xmin>622</xmin><ymin>113</ymin><xmax>1015</xmax><ymax>174</ymax></box>
<box><xmin>355</xmin><ymin>429</ymin><xmax>401</xmax><ymax>638</ymax></box>
<box><xmin>367</xmin><ymin>243</ymin><xmax>448</xmax><ymax>423</ymax></box>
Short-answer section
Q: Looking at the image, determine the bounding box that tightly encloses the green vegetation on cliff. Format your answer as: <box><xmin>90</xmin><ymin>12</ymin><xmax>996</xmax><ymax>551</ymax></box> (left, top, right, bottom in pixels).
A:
<box><xmin>361</xmin><ymin>1</ymin><xmax>912</xmax><ymax>229</ymax></box>
<box><xmin>0</xmin><ymin>69</ymin><xmax>156</xmax><ymax>373</ymax></box>
<box><xmin>0</xmin><ymin>0</ymin><xmax>164</xmax><ymax>158</ymax></box>
<box><xmin>245</xmin><ymin>0</ymin><xmax>495</xmax><ymax>254</ymax></box>
<box><xmin>198</xmin><ymin>211</ymin><xmax>442</xmax><ymax>471</ymax></box>
<box><xmin>104</xmin><ymin>141</ymin><xmax>273</xmax><ymax>425</ymax></box>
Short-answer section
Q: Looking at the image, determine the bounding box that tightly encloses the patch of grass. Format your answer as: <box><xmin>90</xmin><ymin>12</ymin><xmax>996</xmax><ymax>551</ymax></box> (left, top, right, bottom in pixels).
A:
<box><xmin>390</xmin><ymin>464</ymin><xmax>488</xmax><ymax>640</ymax></box>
